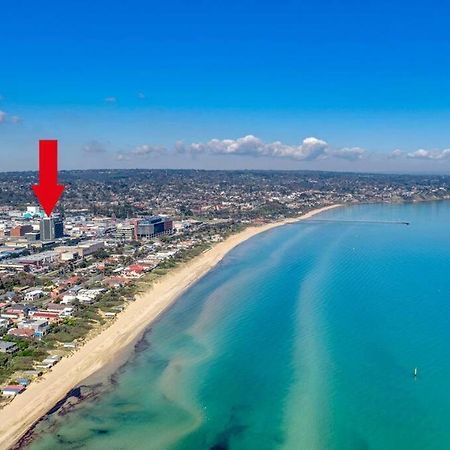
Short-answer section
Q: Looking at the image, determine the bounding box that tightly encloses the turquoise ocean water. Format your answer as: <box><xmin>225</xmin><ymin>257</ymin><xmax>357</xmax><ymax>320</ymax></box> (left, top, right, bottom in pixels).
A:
<box><xmin>28</xmin><ymin>202</ymin><xmax>450</xmax><ymax>450</ymax></box>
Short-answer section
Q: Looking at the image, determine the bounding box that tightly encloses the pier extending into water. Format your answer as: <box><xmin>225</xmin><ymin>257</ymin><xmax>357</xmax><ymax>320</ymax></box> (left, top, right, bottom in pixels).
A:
<box><xmin>301</xmin><ymin>219</ymin><xmax>410</xmax><ymax>226</ymax></box>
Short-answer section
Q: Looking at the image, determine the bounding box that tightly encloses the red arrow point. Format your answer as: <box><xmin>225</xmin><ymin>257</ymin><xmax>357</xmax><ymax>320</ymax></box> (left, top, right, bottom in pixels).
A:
<box><xmin>32</xmin><ymin>184</ymin><xmax>65</xmax><ymax>217</ymax></box>
<box><xmin>32</xmin><ymin>140</ymin><xmax>65</xmax><ymax>216</ymax></box>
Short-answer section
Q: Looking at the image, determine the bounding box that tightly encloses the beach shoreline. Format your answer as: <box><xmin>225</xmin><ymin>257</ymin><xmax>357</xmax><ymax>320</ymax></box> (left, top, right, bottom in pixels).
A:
<box><xmin>0</xmin><ymin>204</ymin><xmax>340</xmax><ymax>449</ymax></box>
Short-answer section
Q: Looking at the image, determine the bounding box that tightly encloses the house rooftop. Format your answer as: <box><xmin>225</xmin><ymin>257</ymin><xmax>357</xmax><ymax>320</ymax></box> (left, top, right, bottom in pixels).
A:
<box><xmin>0</xmin><ymin>341</ymin><xmax>17</xmax><ymax>351</ymax></box>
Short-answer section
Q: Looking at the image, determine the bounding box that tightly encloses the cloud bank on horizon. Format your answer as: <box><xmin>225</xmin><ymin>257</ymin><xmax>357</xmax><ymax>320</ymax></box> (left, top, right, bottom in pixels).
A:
<box><xmin>401</xmin><ymin>149</ymin><xmax>450</xmax><ymax>161</ymax></box>
<box><xmin>175</xmin><ymin>135</ymin><xmax>365</xmax><ymax>162</ymax></box>
<box><xmin>103</xmin><ymin>134</ymin><xmax>450</xmax><ymax>168</ymax></box>
<box><xmin>112</xmin><ymin>135</ymin><xmax>362</xmax><ymax>162</ymax></box>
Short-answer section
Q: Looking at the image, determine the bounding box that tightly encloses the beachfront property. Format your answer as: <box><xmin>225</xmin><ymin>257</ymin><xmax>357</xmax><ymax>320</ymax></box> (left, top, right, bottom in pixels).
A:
<box><xmin>0</xmin><ymin>341</ymin><xmax>18</xmax><ymax>354</ymax></box>
<box><xmin>123</xmin><ymin>264</ymin><xmax>148</xmax><ymax>278</ymax></box>
<box><xmin>15</xmin><ymin>319</ymin><xmax>49</xmax><ymax>338</ymax></box>
<box><xmin>103</xmin><ymin>276</ymin><xmax>132</xmax><ymax>289</ymax></box>
<box><xmin>1</xmin><ymin>385</ymin><xmax>25</xmax><ymax>396</ymax></box>
<box><xmin>46</xmin><ymin>303</ymin><xmax>73</xmax><ymax>317</ymax></box>
<box><xmin>39</xmin><ymin>355</ymin><xmax>61</xmax><ymax>368</ymax></box>
<box><xmin>75</xmin><ymin>288</ymin><xmax>105</xmax><ymax>304</ymax></box>
<box><xmin>29</xmin><ymin>311</ymin><xmax>62</xmax><ymax>323</ymax></box>
<box><xmin>7</xmin><ymin>328</ymin><xmax>35</xmax><ymax>339</ymax></box>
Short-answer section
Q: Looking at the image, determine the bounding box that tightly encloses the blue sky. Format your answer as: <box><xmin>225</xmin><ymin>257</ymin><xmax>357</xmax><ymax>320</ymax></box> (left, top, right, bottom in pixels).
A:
<box><xmin>1</xmin><ymin>0</ymin><xmax>450</xmax><ymax>172</ymax></box>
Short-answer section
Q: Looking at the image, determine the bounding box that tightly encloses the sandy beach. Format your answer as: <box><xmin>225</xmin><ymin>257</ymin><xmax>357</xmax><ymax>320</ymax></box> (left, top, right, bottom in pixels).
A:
<box><xmin>0</xmin><ymin>204</ymin><xmax>339</xmax><ymax>449</ymax></box>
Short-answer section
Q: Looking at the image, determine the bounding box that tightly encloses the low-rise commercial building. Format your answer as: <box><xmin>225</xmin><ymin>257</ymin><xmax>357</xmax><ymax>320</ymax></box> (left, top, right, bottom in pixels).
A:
<box><xmin>133</xmin><ymin>216</ymin><xmax>173</xmax><ymax>239</ymax></box>
<box><xmin>10</xmin><ymin>225</ymin><xmax>33</xmax><ymax>237</ymax></box>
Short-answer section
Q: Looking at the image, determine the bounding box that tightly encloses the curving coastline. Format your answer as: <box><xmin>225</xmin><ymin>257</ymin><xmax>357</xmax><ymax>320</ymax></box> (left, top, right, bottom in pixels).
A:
<box><xmin>0</xmin><ymin>204</ymin><xmax>340</xmax><ymax>449</ymax></box>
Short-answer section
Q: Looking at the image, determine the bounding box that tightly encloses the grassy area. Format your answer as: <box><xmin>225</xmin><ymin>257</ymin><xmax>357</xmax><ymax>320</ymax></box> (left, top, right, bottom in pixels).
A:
<box><xmin>0</xmin><ymin>337</ymin><xmax>52</xmax><ymax>383</ymax></box>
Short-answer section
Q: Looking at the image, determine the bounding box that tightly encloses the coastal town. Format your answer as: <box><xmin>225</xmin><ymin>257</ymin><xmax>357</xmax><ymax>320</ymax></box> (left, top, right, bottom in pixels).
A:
<box><xmin>0</xmin><ymin>207</ymin><xmax>219</xmax><ymax>400</ymax></box>
<box><xmin>3</xmin><ymin>0</ymin><xmax>450</xmax><ymax>446</ymax></box>
<box><xmin>0</xmin><ymin>169</ymin><xmax>449</xmax><ymax>405</ymax></box>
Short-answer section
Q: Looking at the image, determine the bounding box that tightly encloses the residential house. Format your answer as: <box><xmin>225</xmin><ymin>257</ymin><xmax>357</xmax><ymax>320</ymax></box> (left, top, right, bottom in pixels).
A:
<box><xmin>50</xmin><ymin>287</ymin><xmax>64</xmax><ymax>300</ymax></box>
<box><xmin>0</xmin><ymin>291</ymin><xmax>18</xmax><ymax>302</ymax></box>
<box><xmin>67</xmin><ymin>285</ymin><xmax>83</xmax><ymax>296</ymax></box>
<box><xmin>46</xmin><ymin>303</ymin><xmax>73</xmax><ymax>317</ymax></box>
<box><xmin>76</xmin><ymin>288</ymin><xmax>104</xmax><ymax>304</ymax></box>
<box><xmin>0</xmin><ymin>311</ymin><xmax>20</xmax><ymax>321</ymax></box>
<box><xmin>0</xmin><ymin>318</ymin><xmax>9</xmax><ymax>332</ymax></box>
<box><xmin>8</xmin><ymin>328</ymin><xmax>35</xmax><ymax>339</ymax></box>
<box><xmin>29</xmin><ymin>311</ymin><xmax>61</xmax><ymax>323</ymax></box>
<box><xmin>76</xmin><ymin>294</ymin><xmax>95</xmax><ymax>304</ymax></box>
<box><xmin>17</xmin><ymin>319</ymin><xmax>49</xmax><ymax>338</ymax></box>
<box><xmin>16</xmin><ymin>378</ymin><xmax>30</xmax><ymax>386</ymax></box>
<box><xmin>0</xmin><ymin>340</ymin><xmax>18</xmax><ymax>354</ymax></box>
<box><xmin>103</xmin><ymin>276</ymin><xmax>131</xmax><ymax>289</ymax></box>
<box><xmin>1</xmin><ymin>305</ymin><xmax>33</xmax><ymax>321</ymax></box>
<box><xmin>124</xmin><ymin>264</ymin><xmax>146</xmax><ymax>278</ymax></box>
<box><xmin>37</xmin><ymin>355</ymin><xmax>60</xmax><ymax>369</ymax></box>
<box><xmin>60</xmin><ymin>295</ymin><xmax>77</xmax><ymax>304</ymax></box>
<box><xmin>1</xmin><ymin>385</ymin><xmax>25</xmax><ymax>396</ymax></box>
<box><xmin>24</xmin><ymin>289</ymin><xmax>44</xmax><ymax>302</ymax></box>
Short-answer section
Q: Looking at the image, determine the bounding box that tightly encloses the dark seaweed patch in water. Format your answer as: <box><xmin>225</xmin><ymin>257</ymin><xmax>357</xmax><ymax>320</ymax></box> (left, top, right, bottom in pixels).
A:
<box><xmin>46</xmin><ymin>386</ymin><xmax>82</xmax><ymax>415</ymax></box>
<box><xmin>92</xmin><ymin>428</ymin><xmax>110</xmax><ymax>435</ymax></box>
<box><xmin>346</xmin><ymin>429</ymin><xmax>370</xmax><ymax>450</ymax></box>
<box><xmin>146</xmin><ymin>353</ymin><xmax>170</xmax><ymax>372</ymax></box>
<box><xmin>135</xmin><ymin>330</ymin><xmax>152</xmax><ymax>353</ymax></box>
<box><xmin>54</xmin><ymin>433</ymin><xmax>88</xmax><ymax>450</ymax></box>
<box><xmin>209</xmin><ymin>411</ymin><xmax>248</xmax><ymax>450</ymax></box>
<box><xmin>13</xmin><ymin>385</ymin><xmax>101</xmax><ymax>449</ymax></box>
<box><xmin>14</xmin><ymin>302</ymin><xmax>162</xmax><ymax>449</ymax></box>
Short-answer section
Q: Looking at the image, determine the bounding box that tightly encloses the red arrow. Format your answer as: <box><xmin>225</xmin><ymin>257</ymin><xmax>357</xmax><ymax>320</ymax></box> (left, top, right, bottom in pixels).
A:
<box><xmin>32</xmin><ymin>140</ymin><xmax>65</xmax><ymax>217</ymax></box>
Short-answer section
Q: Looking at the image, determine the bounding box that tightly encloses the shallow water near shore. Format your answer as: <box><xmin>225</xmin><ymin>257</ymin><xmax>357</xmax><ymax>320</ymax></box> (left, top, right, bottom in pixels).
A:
<box><xmin>26</xmin><ymin>202</ymin><xmax>450</xmax><ymax>450</ymax></box>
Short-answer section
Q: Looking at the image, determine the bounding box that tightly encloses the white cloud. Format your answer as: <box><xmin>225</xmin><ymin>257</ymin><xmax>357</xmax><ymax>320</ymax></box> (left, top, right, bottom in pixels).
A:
<box><xmin>329</xmin><ymin>147</ymin><xmax>365</xmax><ymax>161</ymax></box>
<box><xmin>268</xmin><ymin>137</ymin><xmax>329</xmax><ymax>160</ymax></box>
<box><xmin>389</xmin><ymin>149</ymin><xmax>405</xmax><ymax>159</ymax></box>
<box><xmin>176</xmin><ymin>135</ymin><xmax>364</xmax><ymax>162</ymax></box>
<box><xmin>115</xmin><ymin>144</ymin><xmax>166</xmax><ymax>161</ymax></box>
<box><xmin>131</xmin><ymin>144</ymin><xmax>165</xmax><ymax>156</ymax></box>
<box><xmin>82</xmin><ymin>140</ymin><xmax>107</xmax><ymax>154</ymax></box>
<box><xmin>387</xmin><ymin>147</ymin><xmax>450</xmax><ymax>161</ymax></box>
<box><xmin>115</xmin><ymin>152</ymin><xmax>131</xmax><ymax>161</ymax></box>
<box><xmin>104</xmin><ymin>96</ymin><xmax>117</xmax><ymax>103</ymax></box>
<box><xmin>407</xmin><ymin>148</ymin><xmax>450</xmax><ymax>160</ymax></box>
<box><xmin>0</xmin><ymin>111</ymin><xmax>21</xmax><ymax>124</ymax></box>
<box><xmin>137</xmin><ymin>92</ymin><xmax>146</xmax><ymax>99</ymax></box>
<box><xmin>10</xmin><ymin>115</ymin><xmax>21</xmax><ymax>124</ymax></box>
